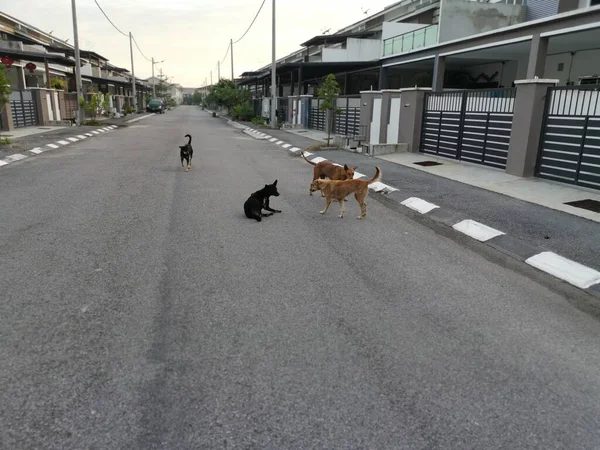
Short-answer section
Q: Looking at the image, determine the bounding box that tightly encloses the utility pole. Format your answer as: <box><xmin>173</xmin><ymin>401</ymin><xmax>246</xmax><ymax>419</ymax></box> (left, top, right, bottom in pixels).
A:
<box><xmin>71</xmin><ymin>0</ymin><xmax>83</xmax><ymax>125</ymax></box>
<box><xmin>270</xmin><ymin>0</ymin><xmax>277</xmax><ymax>128</ymax></box>
<box><xmin>210</xmin><ymin>70</ymin><xmax>212</xmax><ymax>87</ymax></box>
<box><xmin>230</xmin><ymin>38</ymin><xmax>234</xmax><ymax>82</ymax></box>
<box><xmin>152</xmin><ymin>57</ymin><xmax>155</xmax><ymax>97</ymax></box>
<box><xmin>129</xmin><ymin>32</ymin><xmax>137</xmax><ymax>111</ymax></box>
<box><xmin>218</xmin><ymin>60</ymin><xmax>220</xmax><ymax>82</ymax></box>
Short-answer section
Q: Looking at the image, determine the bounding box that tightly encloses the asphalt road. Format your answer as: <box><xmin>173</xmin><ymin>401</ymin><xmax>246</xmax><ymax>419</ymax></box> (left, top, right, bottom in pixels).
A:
<box><xmin>2</xmin><ymin>106</ymin><xmax>600</xmax><ymax>450</ymax></box>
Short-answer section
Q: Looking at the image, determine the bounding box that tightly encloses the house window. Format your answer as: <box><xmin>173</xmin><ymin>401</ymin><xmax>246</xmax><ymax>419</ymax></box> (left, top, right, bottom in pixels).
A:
<box><xmin>557</xmin><ymin>63</ymin><xmax>564</xmax><ymax>72</ymax></box>
<box><xmin>591</xmin><ymin>0</ymin><xmax>600</xmax><ymax>6</ymax></box>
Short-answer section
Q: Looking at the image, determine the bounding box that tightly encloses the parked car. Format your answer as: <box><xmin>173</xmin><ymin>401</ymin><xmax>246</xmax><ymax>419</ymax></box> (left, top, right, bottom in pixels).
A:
<box><xmin>146</xmin><ymin>99</ymin><xmax>165</xmax><ymax>114</ymax></box>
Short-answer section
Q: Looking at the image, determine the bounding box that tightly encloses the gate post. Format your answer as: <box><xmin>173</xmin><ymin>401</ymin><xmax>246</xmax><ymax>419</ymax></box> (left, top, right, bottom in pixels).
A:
<box><xmin>397</xmin><ymin>87</ymin><xmax>429</xmax><ymax>152</ymax></box>
<box><xmin>299</xmin><ymin>94</ymin><xmax>312</xmax><ymax>129</ymax></box>
<box><xmin>506</xmin><ymin>78</ymin><xmax>558</xmax><ymax>177</ymax></box>
<box><xmin>0</xmin><ymin>102</ymin><xmax>14</xmax><ymax>132</ymax></box>
<box><xmin>360</xmin><ymin>90</ymin><xmax>380</xmax><ymax>149</ymax></box>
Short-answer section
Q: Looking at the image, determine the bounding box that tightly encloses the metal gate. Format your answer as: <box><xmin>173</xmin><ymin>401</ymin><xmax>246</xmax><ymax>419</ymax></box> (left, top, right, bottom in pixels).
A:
<box><xmin>308</xmin><ymin>98</ymin><xmax>326</xmax><ymax>131</ymax></box>
<box><xmin>421</xmin><ymin>88</ymin><xmax>516</xmax><ymax>169</ymax></box>
<box><xmin>333</xmin><ymin>96</ymin><xmax>361</xmax><ymax>136</ymax></box>
<box><xmin>9</xmin><ymin>90</ymin><xmax>38</xmax><ymax>128</ymax></box>
<box><xmin>537</xmin><ymin>86</ymin><xmax>600</xmax><ymax>190</ymax></box>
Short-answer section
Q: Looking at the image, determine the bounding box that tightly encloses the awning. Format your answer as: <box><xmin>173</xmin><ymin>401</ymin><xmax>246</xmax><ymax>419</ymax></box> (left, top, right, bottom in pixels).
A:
<box><xmin>0</xmin><ymin>48</ymin><xmax>76</xmax><ymax>66</ymax></box>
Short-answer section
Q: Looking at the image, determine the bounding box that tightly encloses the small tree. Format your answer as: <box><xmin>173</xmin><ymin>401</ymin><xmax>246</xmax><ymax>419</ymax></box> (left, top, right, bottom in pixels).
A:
<box><xmin>192</xmin><ymin>91</ymin><xmax>203</xmax><ymax>105</ymax></box>
<box><xmin>318</xmin><ymin>73</ymin><xmax>341</xmax><ymax>146</ymax></box>
<box><xmin>50</xmin><ymin>77</ymin><xmax>67</xmax><ymax>90</ymax></box>
<box><xmin>103</xmin><ymin>93</ymin><xmax>111</xmax><ymax>116</ymax></box>
<box><xmin>206</xmin><ymin>79</ymin><xmax>251</xmax><ymax>115</ymax></box>
<box><xmin>0</xmin><ymin>65</ymin><xmax>11</xmax><ymax>138</ymax></box>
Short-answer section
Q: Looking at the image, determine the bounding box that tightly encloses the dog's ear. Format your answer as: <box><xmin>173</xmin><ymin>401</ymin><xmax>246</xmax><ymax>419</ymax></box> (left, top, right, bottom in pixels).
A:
<box><xmin>344</xmin><ymin>164</ymin><xmax>349</xmax><ymax>170</ymax></box>
<box><xmin>273</xmin><ymin>179</ymin><xmax>278</xmax><ymax>186</ymax></box>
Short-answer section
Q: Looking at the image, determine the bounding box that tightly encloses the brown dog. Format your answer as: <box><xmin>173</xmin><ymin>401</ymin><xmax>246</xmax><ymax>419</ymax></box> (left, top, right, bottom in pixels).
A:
<box><xmin>310</xmin><ymin>167</ymin><xmax>382</xmax><ymax>219</ymax></box>
<box><xmin>301</xmin><ymin>150</ymin><xmax>357</xmax><ymax>196</ymax></box>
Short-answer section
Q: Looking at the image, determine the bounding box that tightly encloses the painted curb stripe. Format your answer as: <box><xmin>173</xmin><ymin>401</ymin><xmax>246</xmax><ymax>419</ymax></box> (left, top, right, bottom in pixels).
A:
<box><xmin>401</xmin><ymin>197</ymin><xmax>440</xmax><ymax>214</ymax></box>
<box><xmin>47</xmin><ymin>144</ymin><xmax>59</xmax><ymax>149</ymax></box>
<box><xmin>526</xmin><ymin>251</ymin><xmax>600</xmax><ymax>290</ymax></box>
<box><xmin>67</xmin><ymin>137</ymin><xmax>78</xmax><ymax>142</ymax></box>
<box><xmin>29</xmin><ymin>148</ymin><xmax>43</xmax><ymax>154</ymax></box>
<box><xmin>0</xmin><ymin>159</ymin><xmax>8</xmax><ymax>166</ymax></box>
<box><xmin>77</xmin><ymin>135</ymin><xmax>87</xmax><ymax>139</ymax></box>
<box><xmin>5</xmin><ymin>153</ymin><xmax>27</xmax><ymax>162</ymax></box>
<box><xmin>57</xmin><ymin>140</ymin><xmax>70</xmax><ymax>145</ymax></box>
<box><xmin>453</xmin><ymin>219</ymin><xmax>505</xmax><ymax>242</ymax></box>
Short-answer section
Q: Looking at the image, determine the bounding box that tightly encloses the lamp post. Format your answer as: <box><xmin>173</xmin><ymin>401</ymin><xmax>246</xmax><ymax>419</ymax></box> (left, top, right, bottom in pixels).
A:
<box><xmin>152</xmin><ymin>58</ymin><xmax>165</xmax><ymax>97</ymax></box>
<box><xmin>70</xmin><ymin>0</ymin><xmax>83</xmax><ymax>125</ymax></box>
<box><xmin>270</xmin><ymin>0</ymin><xmax>277</xmax><ymax>128</ymax></box>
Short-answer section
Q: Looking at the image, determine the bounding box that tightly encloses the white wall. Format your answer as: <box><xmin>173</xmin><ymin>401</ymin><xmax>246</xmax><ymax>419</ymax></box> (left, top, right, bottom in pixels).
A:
<box><xmin>322</xmin><ymin>38</ymin><xmax>380</xmax><ymax>62</ymax></box>
<box><xmin>80</xmin><ymin>63</ymin><xmax>93</xmax><ymax>76</ymax></box>
<box><xmin>544</xmin><ymin>49</ymin><xmax>600</xmax><ymax>85</ymax></box>
<box><xmin>382</xmin><ymin>21</ymin><xmax>427</xmax><ymax>41</ymax></box>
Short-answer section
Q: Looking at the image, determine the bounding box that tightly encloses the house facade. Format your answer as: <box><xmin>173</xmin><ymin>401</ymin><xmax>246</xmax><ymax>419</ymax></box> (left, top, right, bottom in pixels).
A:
<box><xmin>239</xmin><ymin>0</ymin><xmax>600</xmax><ymax>192</ymax></box>
<box><xmin>0</xmin><ymin>11</ymin><xmax>152</xmax><ymax>131</ymax></box>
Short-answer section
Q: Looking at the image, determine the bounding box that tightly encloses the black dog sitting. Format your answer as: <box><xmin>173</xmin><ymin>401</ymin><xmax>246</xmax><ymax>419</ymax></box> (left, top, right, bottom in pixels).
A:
<box><xmin>244</xmin><ymin>180</ymin><xmax>282</xmax><ymax>222</ymax></box>
<box><xmin>180</xmin><ymin>134</ymin><xmax>193</xmax><ymax>171</ymax></box>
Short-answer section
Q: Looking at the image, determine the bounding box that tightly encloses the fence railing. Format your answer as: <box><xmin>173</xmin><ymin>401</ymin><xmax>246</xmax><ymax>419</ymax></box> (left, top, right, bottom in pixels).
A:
<box><xmin>545</xmin><ymin>85</ymin><xmax>600</xmax><ymax>117</ymax></box>
<box><xmin>383</xmin><ymin>24</ymin><xmax>438</xmax><ymax>57</ymax></box>
<box><xmin>425</xmin><ymin>88</ymin><xmax>516</xmax><ymax>113</ymax></box>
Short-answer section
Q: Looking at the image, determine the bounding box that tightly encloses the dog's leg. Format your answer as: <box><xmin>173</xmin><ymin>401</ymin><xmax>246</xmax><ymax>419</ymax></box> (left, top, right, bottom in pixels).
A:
<box><xmin>263</xmin><ymin>198</ymin><xmax>281</xmax><ymax>213</ymax></box>
<box><xmin>320</xmin><ymin>198</ymin><xmax>331</xmax><ymax>215</ymax></box>
<box><xmin>357</xmin><ymin>194</ymin><xmax>367</xmax><ymax>219</ymax></box>
<box><xmin>338</xmin><ymin>198</ymin><xmax>345</xmax><ymax>218</ymax></box>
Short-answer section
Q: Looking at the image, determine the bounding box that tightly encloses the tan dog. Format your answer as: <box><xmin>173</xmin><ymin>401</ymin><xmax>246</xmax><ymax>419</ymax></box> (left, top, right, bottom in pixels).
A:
<box><xmin>310</xmin><ymin>167</ymin><xmax>382</xmax><ymax>219</ymax></box>
<box><xmin>301</xmin><ymin>150</ymin><xmax>357</xmax><ymax>196</ymax></box>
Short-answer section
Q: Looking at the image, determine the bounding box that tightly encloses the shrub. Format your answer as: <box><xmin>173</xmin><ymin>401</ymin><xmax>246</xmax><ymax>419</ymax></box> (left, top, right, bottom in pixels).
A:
<box><xmin>251</xmin><ymin>116</ymin><xmax>265</xmax><ymax>126</ymax></box>
<box><xmin>232</xmin><ymin>104</ymin><xmax>254</xmax><ymax>121</ymax></box>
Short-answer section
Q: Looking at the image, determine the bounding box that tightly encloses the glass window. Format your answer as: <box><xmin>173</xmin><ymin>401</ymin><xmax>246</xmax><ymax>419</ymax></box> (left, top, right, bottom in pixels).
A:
<box><xmin>425</xmin><ymin>25</ymin><xmax>438</xmax><ymax>47</ymax></box>
<box><xmin>402</xmin><ymin>33</ymin><xmax>413</xmax><ymax>52</ymax></box>
<box><xmin>383</xmin><ymin>40</ymin><xmax>393</xmax><ymax>56</ymax></box>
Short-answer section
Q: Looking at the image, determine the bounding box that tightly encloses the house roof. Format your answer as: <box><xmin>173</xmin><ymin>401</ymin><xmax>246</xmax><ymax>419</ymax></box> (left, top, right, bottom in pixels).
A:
<box><xmin>300</xmin><ymin>31</ymin><xmax>378</xmax><ymax>47</ymax></box>
<box><xmin>45</xmin><ymin>46</ymin><xmax>109</xmax><ymax>62</ymax></box>
<box><xmin>0</xmin><ymin>48</ymin><xmax>76</xmax><ymax>66</ymax></box>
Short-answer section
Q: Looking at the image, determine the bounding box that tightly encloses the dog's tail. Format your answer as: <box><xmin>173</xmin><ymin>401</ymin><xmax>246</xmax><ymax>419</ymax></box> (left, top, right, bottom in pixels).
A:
<box><xmin>366</xmin><ymin>167</ymin><xmax>382</xmax><ymax>184</ymax></box>
<box><xmin>185</xmin><ymin>134</ymin><xmax>192</xmax><ymax>145</ymax></box>
<box><xmin>300</xmin><ymin>149</ymin><xmax>317</xmax><ymax>166</ymax></box>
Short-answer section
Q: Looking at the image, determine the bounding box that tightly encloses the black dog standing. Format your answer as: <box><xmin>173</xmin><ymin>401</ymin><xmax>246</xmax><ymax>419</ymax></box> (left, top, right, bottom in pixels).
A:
<box><xmin>179</xmin><ymin>134</ymin><xmax>193</xmax><ymax>171</ymax></box>
<box><xmin>244</xmin><ymin>180</ymin><xmax>282</xmax><ymax>222</ymax></box>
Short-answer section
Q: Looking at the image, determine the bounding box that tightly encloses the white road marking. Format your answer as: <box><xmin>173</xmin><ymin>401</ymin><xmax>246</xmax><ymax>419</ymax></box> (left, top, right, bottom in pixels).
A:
<box><xmin>526</xmin><ymin>252</ymin><xmax>600</xmax><ymax>289</ymax></box>
<box><xmin>47</xmin><ymin>143</ymin><xmax>59</xmax><ymax>149</ymax></box>
<box><xmin>401</xmin><ymin>197</ymin><xmax>440</xmax><ymax>214</ymax></box>
<box><xmin>29</xmin><ymin>148</ymin><xmax>44</xmax><ymax>154</ymax></box>
<box><xmin>290</xmin><ymin>147</ymin><xmax>301</xmax><ymax>152</ymax></box>
<box><xmin>452</xmin><ymin>219</ymin><xmax>505</xmax><ymax>242</ymax></box>
<box><xmin>126</xmin><ymin>113</ymin><xmax>155</xmax><ymax>123</ymax></box>
<box><xmin>310</xmin><ymin>156</ymin><xmax>327</xmax><ymax>164</ymax></box>
<box><xmin>85</xmin><ymin>133</ymin><xmax>94</xmax><ymax>137</ymax></box>
<box><xmin>0</xmin><ymin>159</ymin><xmax>8</xmax><ymax>166</ymax></box>
<box><xmin>368</xmin><ymin>181</ymin><xmax>398</xmax><ymax>193</ymax></box>
<box><xmin>276</xmin><ymin>140</ymin><xmax>284</xmax><ymax>145</ymax></box>
<box><xmin>4</xmin><ymin>153</ymin><xmax>27</xmax><ymax>162</ymax></box>
<box><xmin>301</xmin><ymin>152</ymin><xmax>313</xmax><ymax>157</ymax></box>
<box><xmin>77</xmin><ymin>135</ymin><xmax>87</xmax><ymax>139</ymax></box>
<box><xmin>97</xmin><ymin>128</ymin><xmax>106</xmax><ymax>133</ymax></box>
<box><xmin>354</xmin><ymin>171</ymin><xmax>366</xmax><ymax>178</ymax></box>
<box><xmin>282</xmin><ymin>144</ymin><xmax>291</xmax><ymax>149</ymax></box>
<box><xmin>67</xmin><ymin>137</ymin><xmax>78</xmax><ymax>142</ymax></box>
<box><xmin>91</xmin><ymin>131</ymin><xmax>100</xmax><ymax>135</ymax></box>
<box><xmin>57</xmin><ymin>140</ymin><xmax>70</xmax><ymax>145</ymax></box>
<box><xmin>269</xmin><ymin>138</ymin><xmax>278</xmax><ymax>142</ymax></box>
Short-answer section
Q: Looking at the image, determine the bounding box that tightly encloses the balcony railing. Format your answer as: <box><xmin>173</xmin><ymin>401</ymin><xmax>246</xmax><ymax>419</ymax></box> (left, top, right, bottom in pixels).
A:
<box><xmin>383</xmin><ymin>24</ymin><xmax>438</xmax><ymax>57</ymax></box>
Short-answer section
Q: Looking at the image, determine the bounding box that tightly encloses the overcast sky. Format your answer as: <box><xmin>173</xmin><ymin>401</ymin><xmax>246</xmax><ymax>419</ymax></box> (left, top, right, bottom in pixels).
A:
<box><xmin>4</xmin><ymin>0</ymin><xmax>391</xmax><ymax>87</ymax></box>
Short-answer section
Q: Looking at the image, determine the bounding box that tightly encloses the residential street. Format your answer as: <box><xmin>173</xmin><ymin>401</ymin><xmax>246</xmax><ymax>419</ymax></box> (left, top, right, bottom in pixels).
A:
<box><xmin>2</xmin><ymin>106</ymin><xmax>600</xmax><ymax>449</ymax></box>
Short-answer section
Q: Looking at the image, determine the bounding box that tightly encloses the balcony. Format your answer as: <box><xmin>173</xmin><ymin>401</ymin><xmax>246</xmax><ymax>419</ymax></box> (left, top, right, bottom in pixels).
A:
<box><xmin>382</xmin><ymin>24</ymin><xmax>438</xmax><ymax>57</ymax></box>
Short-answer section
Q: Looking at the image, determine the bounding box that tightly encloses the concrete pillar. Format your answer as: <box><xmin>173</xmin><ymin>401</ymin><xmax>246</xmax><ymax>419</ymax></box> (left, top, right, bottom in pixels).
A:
<box><xmin>359</xmin><ymin>90</ymin><xmax>381</xmax><ymax>146</ymax></box>
<box><xmin>16</xmin><ymin>66</ymin><xmax>26</xmax><ymax>89</ymax></box>
<box><xmin>506</xmin><ymin>78</ymin><xmax>558</xmax><ymax>177</ymax></box>
<box><xmin>57</xmin><ymin>91</ymin><xmax>67</xmax><ymax>120</ymax></box>
<box><xmin>299</xmin><ymin>94</ymin><xmax>312</xmax><ymax>128</ymax></box>
<box><xmin>0</xmin><ymin>102</ymin><xmax>14</xmax><ymax>131</ymax></box>
<box><xmin>381</xmin><ymin>89</ymin><xmax>403</xmax><ymax>145</ymax></box>
<box><xmin>31</xmin><ymin>89</ymin><xmax>50</xmax><ymax>125</ymax></box>
<box><xmin>288</xmin><ymin>95</ymin><xmax>298</xmax><ymax>125</ymax></box>
<box><xmin>378</xmin><ymin>66</ymin><xmax>389</xmax><ymax>90</ymax></box>
<box><xmin>526</xmin><ymin>34</ymin><xmax>549</xmax><ymax>79</ymax></box>
<box><xmin>290</xmin><ymin>70</ymin><xmax>295</xmax><ymax>96</ymax></box>
<box><xmin>397</xmin><ymin>88</ymin><xmax>430</xmax><ymax>152</ymax></box>
<box><xmin>432</xmin><ymin>55</ymin><xmax>445</xmax><ymax>92</ymax></box>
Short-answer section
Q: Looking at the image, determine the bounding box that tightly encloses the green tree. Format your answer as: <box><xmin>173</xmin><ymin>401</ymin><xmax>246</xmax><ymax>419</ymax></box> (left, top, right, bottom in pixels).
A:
<box><xmin>0</xmin><ymin>65</ymin><xmax>11</xmax><ymax>138</ymax></box>
<box><xmin>318</xmin><ymin>73</ymin><xmax>341</xmax><ymax>146</ymax></box>
<box><xmin>192</xmin><ymin>91</ymin><xmax>203</xmax><ymax>105</ymax></box>
<box><xmin>205</xmin><ymin>79</ymin><xmax>251</xmax><ymax>114</ymax></box>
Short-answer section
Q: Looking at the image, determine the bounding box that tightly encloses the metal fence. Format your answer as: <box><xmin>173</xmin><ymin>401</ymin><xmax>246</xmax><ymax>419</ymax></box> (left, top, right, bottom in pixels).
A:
<box><xmin>537</xmin><ymin>85</ymin><xmax>600</xmax><ymax>190</ymax></box>
<box><xmin>421</xmin><ymin>88</ymin><xmax>516</xmax><ymax>169</ymax></box>
<box><xmin>308</xmin><ymin>96</ymin><xmax>361</xmax><ymax>135</ymax></box>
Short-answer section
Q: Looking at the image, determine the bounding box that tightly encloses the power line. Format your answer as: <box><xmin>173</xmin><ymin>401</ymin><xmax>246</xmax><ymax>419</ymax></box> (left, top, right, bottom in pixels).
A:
<box><xmin>233</xmin><ymin>0</ymin><xmax>266</xmax><ymax>44</ymax></box>
<box><xmin>132</xmin><ymin>35</ymin><xmax>152</xmax><ymax>62</ymax></box>
<box><xmin>220</xmin><ymin>42</ymin><xmax>230</xmax><ymax>65</ymax></box>
<box><xmin>93</xmin><ymin>0</ymin><xmax>128</xmax><ymax>37</ymax></box>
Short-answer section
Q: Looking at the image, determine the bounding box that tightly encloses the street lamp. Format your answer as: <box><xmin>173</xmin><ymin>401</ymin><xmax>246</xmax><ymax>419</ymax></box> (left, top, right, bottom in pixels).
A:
<box><xmin>70</xmin><ymin>0</ymin><xmax>83</xmax><ymax>125</ymax></box>
<box><xmin>270</xmin><ymin>0</ymin><xmax>277</xmax><ymax>129</ymax></box>
<box><xmin>152</xmin><ymin>58</ymin><xmax>165</xmax><ymax>97</ymax></box>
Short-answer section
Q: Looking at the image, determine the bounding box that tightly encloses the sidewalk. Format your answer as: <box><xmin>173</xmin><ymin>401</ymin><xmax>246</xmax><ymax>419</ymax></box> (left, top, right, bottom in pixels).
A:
<box><xmin>0</xmin><ymin>113</ymin><xmax>155</xmax><ymax>161</ymax></box>
<box><xmin>251</xmin><ymin>126</ymin><xmax>600</xmax><ymax>278</ymax></box>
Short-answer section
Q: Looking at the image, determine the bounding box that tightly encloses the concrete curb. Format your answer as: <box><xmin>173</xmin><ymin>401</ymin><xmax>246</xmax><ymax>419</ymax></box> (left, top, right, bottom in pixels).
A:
<box><xmin>0</xmin><ymin>125</ymin><xmax>119</xmax><ymax>169</ymax></box>
<box><xmin>231</xmin><ymin>120</ymin><xmax>600</xmax><ymax>302</ymax></box>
